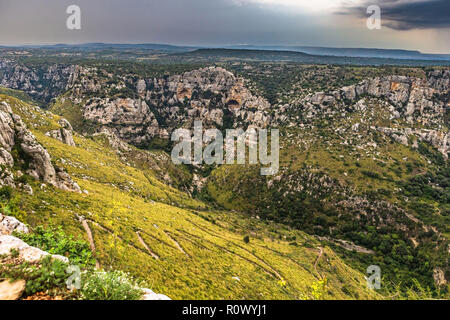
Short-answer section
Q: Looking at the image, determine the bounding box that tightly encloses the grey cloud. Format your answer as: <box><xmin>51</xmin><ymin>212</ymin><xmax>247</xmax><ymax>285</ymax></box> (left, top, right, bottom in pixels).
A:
<box><xmin>0</xmin><ymin>0</ymin><xmax>448</xmax><ymax>53</ymax></box>
<box><xmin>0</xmin><ymin>0</ymin><xmax>324</xmax><ymax>45</ymax></box>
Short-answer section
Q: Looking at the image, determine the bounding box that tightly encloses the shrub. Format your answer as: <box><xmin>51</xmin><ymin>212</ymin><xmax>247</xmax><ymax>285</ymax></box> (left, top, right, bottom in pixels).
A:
<box><xmin>0</xmin><ymin>189</ymin><xmax>27</xmax><ymax>222</ymax></box>
<box><xmin>0</xmin><ymin>256</ymin><xmax>69</xmax><ymax>296</ymax></box>
<box><xmin>80</xmin><ymin>270</ymin><xmax>144</xmax><ymax>300</ymax></box>
<box><xmin>0</xmin><ymin>186</ymin><xmax>14</xmax><ymax>200</ymax></box>
<box><xmin>16</xmin><ymin>226</ymin><xmax>95</xmax><ymax>268</ymax></box>
<box><xmin>243</xmin><ymin>235</ymin><xmax>250</xmax><ymax>244</ymax></box>
<box><xmin>362</xmin><ymin>170</ymin><xmax>381</xmax><ymax>179</ymax></box>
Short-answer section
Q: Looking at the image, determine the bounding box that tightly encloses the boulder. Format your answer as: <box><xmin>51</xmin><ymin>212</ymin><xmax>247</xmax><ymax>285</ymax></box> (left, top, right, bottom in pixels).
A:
<box><xmin>0</xmin><ymin>214</ymin><xmax>29</xmax><ymax>235</ymax></box>
<box><xmin>141</xmin><ymin>288</ymin><xmax>171</xmax><ymax>300</ymax></box>
<box><xmin>0</xmin><ymin>279</ymin><xmax>26</xmax><ymax>300</ymax></box>
<box><xmin>0</xmin><ymin>147</ymin><xmax>14</xmax><ymax>167</ymax></box>
<box><xmin>46</xmin><ymin>128</ymin><xmax>75</xmax><ymax>147</ymax></box>
<box><xmin>58</xmin><ymin>118</ymin><xmax>73</xmax><ymax>131</ymax></box>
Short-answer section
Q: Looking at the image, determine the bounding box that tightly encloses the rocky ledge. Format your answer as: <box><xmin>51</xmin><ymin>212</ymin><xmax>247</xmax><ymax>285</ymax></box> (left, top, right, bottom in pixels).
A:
<box><xmin>0</xmin><ymin>100</ymin><xmax>80</xmax><ymax>192</ymax></box>
<box><xmin>0</xmin><ymin>213</ymin><xmax>170</xmax><ymax>300</ymax></box>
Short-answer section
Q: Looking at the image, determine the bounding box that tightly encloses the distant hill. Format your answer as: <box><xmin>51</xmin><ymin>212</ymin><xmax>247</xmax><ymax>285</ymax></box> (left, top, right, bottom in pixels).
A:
<box><xmin>0</xmin><ymin>43</ymin><xmax>196</xmax><ymax>53</ymax></box>
<box><xmin>173</xmin><ymin>48</ymin><xmax>450</xmax><ymax>66</ymax></box>
<box><xmin>1</xmin><ymin>43</ymin><xmax>449</xmax><ymax>65</ymax></box>
<box><xmin>225</xmin><ymin>45</ymin><xmax>450</xmax><ymax>61</ymax></box>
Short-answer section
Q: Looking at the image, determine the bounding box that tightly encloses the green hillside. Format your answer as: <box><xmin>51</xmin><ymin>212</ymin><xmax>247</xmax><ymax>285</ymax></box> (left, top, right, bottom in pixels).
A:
<box><xmin>1</xmin><ymin>94</ymin><xmax>380</xmax><ymax>300</ymax></box>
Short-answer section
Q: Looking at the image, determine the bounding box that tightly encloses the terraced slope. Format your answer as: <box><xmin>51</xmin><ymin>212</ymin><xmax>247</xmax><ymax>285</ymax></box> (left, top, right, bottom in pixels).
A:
<box><xmin>0</xmin><ymin>94</ymin><xmax>380</xmax><ymax>300</ymax></box>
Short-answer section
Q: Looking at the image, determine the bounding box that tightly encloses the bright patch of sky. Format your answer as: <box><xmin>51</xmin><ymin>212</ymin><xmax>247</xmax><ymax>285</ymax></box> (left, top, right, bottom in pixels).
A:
<box><xmin>233</xmin><ymin>0</ymin><xmax>353</xmax><ymax>12</ymax></box>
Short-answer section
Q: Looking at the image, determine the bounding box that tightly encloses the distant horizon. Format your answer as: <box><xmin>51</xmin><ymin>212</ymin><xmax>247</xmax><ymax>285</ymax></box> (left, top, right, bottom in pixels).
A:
<box><xmin>1</xmin><ymin>1</ymin><xmax>449</xmax><ymax>54</ymax></box>
<box><xmin>2</xmin><ymin>42</ymin><xmax>450</xmax><ymax>56</ymax></box>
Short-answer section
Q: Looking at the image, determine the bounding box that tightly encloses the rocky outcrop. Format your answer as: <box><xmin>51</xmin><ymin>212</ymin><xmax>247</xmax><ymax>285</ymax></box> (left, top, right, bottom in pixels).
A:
<box><xmin>276</xmin><ymin>69</ymin><xmax>449</xmax><ymax>157</ymax></box>
<box><xmin>0</xmin><ymin>214</ymin><xmax>68</xmax><ymax>263</ymax></box>
<box><xmin>93</xmin><ymin>128</ymin><xmax>131</xmax><ymax>153</ymax></box>
<box><xmin>141</xmin><ymin>288</ymin><xmax>171</xmax><ymax>300</ymax></box>
<box><xmin>76</xmin><ymin>67</ymin><xmax>271</xmax><ymax>147</ymax></box>
<box><xmin>0</xmin><ymin>214</ymin><xmax>29</xmax><ymax>235</ymax></box>
<box><xmin>0</xmin><ymin>100</ymin><xmax>80</xmax><ymax>192</ymax></box>
<box><xmin>376</xmin><ymin>127</ymin><xmax>449</xmax><ymax>158</ymax></box>
<box><xmin>46</xmin><ymin>119</ymin><xmax>76</xmax><ymax>147</ymax></box>
<box><xmin>433</xmin><ymin>268</ymin><xmax>447</xmax><ymax>287</ymax></box>
<box><xmin>0</xmin><ymin>60</ymin><xmax>78</xmax><ymax>103</ymax></box>
<box><xmin>0</xmin><ymin>235</ymin><xmax>69</xmax><ymax>263</ymax></box>
<box><xmin>283</xmin><ymin>70</ymin><xmax>448</xmax><ymax>126</ymax></box>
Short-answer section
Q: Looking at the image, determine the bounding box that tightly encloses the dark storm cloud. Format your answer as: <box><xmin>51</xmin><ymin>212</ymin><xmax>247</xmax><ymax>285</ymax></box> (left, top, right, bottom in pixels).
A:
<box><xmin>340</xmin><ymin>0</ymin><xmax>450</xmax><ymax>30</ymax></box>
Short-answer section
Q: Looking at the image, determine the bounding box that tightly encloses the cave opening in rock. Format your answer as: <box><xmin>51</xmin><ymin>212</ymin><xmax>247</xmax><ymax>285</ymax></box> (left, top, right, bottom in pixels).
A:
<box><xmin>226</xmin><ymin>99</ymin><xmax>240</xmax><ymax>109</ymax></box>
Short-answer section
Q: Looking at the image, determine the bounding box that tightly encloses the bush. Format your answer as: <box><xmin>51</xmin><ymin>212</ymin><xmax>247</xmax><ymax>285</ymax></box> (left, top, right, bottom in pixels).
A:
<box><xmin>0</xmin><ymin>186</ymin><xmax>14</xmax><ymax>200</ymax></box>
<box><xmin>80</xmin><ymin>270</ymin><xmax>144</xmax><ymax>300</ymax></box>
<box><xmin>362</xmin><ymin>170</ymin><xmax>381</xmax><ymax>179</ymax></box>
<box><xmin>16</xmin><ymin>226</ymin><xmax>95</xmax><ymax>268</ymax></box>
<box><xmin>243</xmin><ymin>235</ymin><xmax>250</xmax><ymax>244</ymax></box>
<box><xmin>0</xmin><ymin>256</ymin><xmax>69</xmax><ymax>296</ymax></box>
<box><xmin>0</xmin><ymin>189</ymin><xmax>27</xmax><ymax>222</ymax></box>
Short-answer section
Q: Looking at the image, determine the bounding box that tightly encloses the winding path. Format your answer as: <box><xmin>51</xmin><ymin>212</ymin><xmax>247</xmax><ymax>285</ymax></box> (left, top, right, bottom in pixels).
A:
<box><xmin>136</xmin><ymin>231</ymin><xmax>159</xmax><ymax>259</ymax></box>
<box><xmin>78</xmin><ymin>217</ymin><xmax>100</xmax><ymax>269</ymax></box>
<box><xmin>162</xmin><ymin>230</ymin><xmax>189</xmax><ymax>257</ymax></box>
<box><xmin>314</xmin><ymin>247</ymin><xmax>324</xmax><ymax>280</ymax></box>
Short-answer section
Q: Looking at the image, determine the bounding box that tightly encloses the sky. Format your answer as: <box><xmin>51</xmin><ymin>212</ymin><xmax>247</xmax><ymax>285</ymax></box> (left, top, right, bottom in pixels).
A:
<box><xmin>0</xmin><ymin>0</ymin><xmax>449</xmax><ymax>53</ymax></box>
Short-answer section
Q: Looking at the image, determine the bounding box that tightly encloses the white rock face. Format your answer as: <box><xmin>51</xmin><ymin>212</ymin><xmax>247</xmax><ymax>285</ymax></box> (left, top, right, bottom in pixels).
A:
<box><xmin>0</xmin><ymin>101</ymin><xmax>80</xmax><ymax>192</ymax></box>
<box><xmin>276</xmin><ymin>70</ymin><xmax>449</xmax><ymax>158</ymax></box>
<box><xmin>0</xmin><ymin>60</ymin><xmax>78</xmax><ymax>103</ymax></box>
<box><xmin>0</xmin><ymin>147</ymin><xmax>14</xmax><ymax>167</ymax></box>
<box><xmin>376</xmin><ymin>127</ymin><xmax>449</xmax><ymax>159</ymax></box>
<box><xmin>433</xmin><ymin>268</ymin><xmax>447</xmax><ymax>287</ymax></box>
<box><xmin>141</xmin><ymin>288</ymin><xmax>171</xmax><ymax>300</ymax></box>
<box><xmin>0</xmin><ymin>214</ymin><xmax>29</xmax><ymax>235</ymax></box>
<box><xmin>46</xmin><ymin>128</ymin><xmax>76</xmax><ymax>147</ymax></box>
<box><xmin>79</xmin><ymin>67</ymin><xmax>271</xmax><ymax>147</ymax></box>
<box><xmin>0</xmin><ymin>235</ymin><xmax>69</xmax><ymax>263</ymax></box>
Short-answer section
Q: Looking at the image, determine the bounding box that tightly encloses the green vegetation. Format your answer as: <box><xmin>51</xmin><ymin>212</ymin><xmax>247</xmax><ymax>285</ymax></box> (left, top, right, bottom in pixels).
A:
<box><xmin>0</xmin><ymin>256</ymin><xmax>69</xmax><ymax>297</ymax></box>
<box><xmin>0</xmin><ymin>224</ymin><xmax>146</xmax><ymax>300</ymax></box>
<box><xmin>0</xmin><ymin>55</ymin><xmax>448</xmax><ymax>300</ymax></box>
<box><xmin>0</xmin><ymin>94</ymin><xmax>380</xmax><ymax>300</ymax></box>
<box><xmin>16</xmin><ymin>226</ymin><xmax>95</xmax><ymax>268</ymax></box>
<box><xmin>205</xmin><ymin>97</ymin><xmax>449</xmax><ymax>297</ymax></box>
<box><xmin>80</xmin><ymin>270</ymin><xmax>144</xmax><ymax>300</ymax></box>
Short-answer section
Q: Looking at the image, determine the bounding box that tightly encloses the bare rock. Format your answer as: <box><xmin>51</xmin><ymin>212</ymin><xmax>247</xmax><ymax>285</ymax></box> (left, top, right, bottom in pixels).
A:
<box><xmin>0</xmin><ymin>147</ymin><xmax>14</xmax><ymax>167</ymax></box>
<box><xmin>93</xmin><ymin>128</ymin><xmax>131</xmax><ymax>153</ymax></box>
<box><xmin>141</xmin><ymin>288</ymin><xmax>171</xmax><ymax>300</ymax></box>
<box><xmin>46</xmin><ymin>118</ymin><xmax>76</xmax><ymax>146</ymax></box>
<box><xmin>55</xmin><ymin>170</ymin><xmax>81</xmax><ymax>192</ymax></box>
<box><xmin>0</xmin><ymin>279</ymin><xmax>26</xmax><ymax>300</ymax></box>
<box><xmin>0</xmin><ymin>100</ymin><xmax>80</xmax><ymax>192</ymax></box>
<box><xmin>81</xmin><ymin>67</ymin><xmax>271</xmax><ymax>147</ymax></box>
<box><xmin>433</xmin><ymin>268</ymin><xmax>447</xmax><ymax>287</ymax></box>
<box><xmin>0</xmin><ymin>214</ymin><xmax>29</xmax><ymax>235</ymax></box>
<box><xmin>0</xmin><ymin>235</ymin><xmax>69</xmax><ymax>263</ymax></box>
<box><xmin>46</xmin><ymin>128</ymin><xmax>75</xmax><ymax>147</ymax></box>
<box><xmin>58</xmin><ymin>118</ymin><xmax>73</xmax><ymax>131</ymax></box>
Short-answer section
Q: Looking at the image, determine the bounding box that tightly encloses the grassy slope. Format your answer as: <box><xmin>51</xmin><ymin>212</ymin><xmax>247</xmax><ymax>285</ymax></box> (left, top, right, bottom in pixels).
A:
<box><xmin>207</xmin><ymin>98</ymin><xmax>444</xmax><ymax>217</ymax></box>
<box><xmin>1</xmin><ymin>93</ymin><xmax>380</xmax><ymax>300</ymax></box>
<box><xmin>205</xmin><ymin>97</ymin><xmax>449</xmax><ymax>296</ymax></box>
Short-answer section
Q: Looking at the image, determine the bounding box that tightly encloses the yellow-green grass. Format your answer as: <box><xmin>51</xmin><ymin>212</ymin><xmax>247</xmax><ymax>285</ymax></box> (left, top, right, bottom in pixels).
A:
<box><xmin>2</xmin><ymin>94</ymin><xmax>381</xmax><ymax>299</ymax></box>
